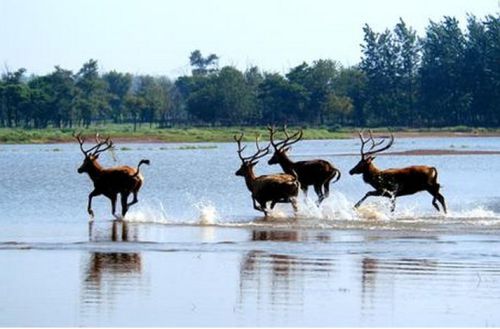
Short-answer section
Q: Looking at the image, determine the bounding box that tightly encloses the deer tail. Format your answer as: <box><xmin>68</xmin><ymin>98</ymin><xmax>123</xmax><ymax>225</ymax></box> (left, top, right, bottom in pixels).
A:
<box><xmin>431</xmin><ymin>167</ymin><xmax>442</xmax><ymax>189</ymax></box>
<box><xmin>134</xmin><ymin>159</ymin><xmax>150</xmax><ymax>177</ymax></box>
<box><xmin>331</xmin><ymin>168</ymin><xmax>341</xmax><ymax>183</ymax></box>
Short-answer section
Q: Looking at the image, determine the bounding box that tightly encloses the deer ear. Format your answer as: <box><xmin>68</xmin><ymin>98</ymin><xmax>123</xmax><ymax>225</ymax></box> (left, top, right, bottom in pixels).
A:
<box><xmin>94</xmin><ymin>153</ymin><xmax>100</xmax><ymax>159</ymax></box>
<box><xmin>283</xmin><ymin>147</ymin><xmax>291</xmax><ymax>153</ymax></box>
<box><xmin>368</xmin><ymin>156</ymin><xmax>376</xmax><ymax>162</ymax></box>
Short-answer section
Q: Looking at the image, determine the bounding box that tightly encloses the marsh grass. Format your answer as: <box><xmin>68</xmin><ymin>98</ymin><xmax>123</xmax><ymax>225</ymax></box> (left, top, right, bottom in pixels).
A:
<box><xmin>0</xmin><ymin>124</ymin><xmax>497</xmax><ymax>144</ymax></box>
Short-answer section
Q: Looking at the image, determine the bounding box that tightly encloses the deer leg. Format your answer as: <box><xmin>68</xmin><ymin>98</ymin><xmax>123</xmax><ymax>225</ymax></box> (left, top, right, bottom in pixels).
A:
<box><xmin>436</xmin><ymin>192</ymin><xmax>447</xmax><ymax>214</ymax></box>
<box><xmin>121</xmin><ymin>193</ymin><xmax>130</xmax><ymax>217</ymax></box>
<box><xmin>252</xmin><ymin>198</ymin><xmax>265</xmax><ymax>212</ymax></box>
<box><xmin>390</xmin><ymin>196</ymin><xmax>397</xmax><ymax>212</ymax></box>
<box><xmin>291</xmin><ymin>197</ymin><xmax>298</xmax><ymax>213</ymax></box>
<box><xmin>109</xmin><ymin>194</ymin><xmax>119</xmax><ymax>219</ymax></box>
<box><xmin>354</xmin><ymin>190</ymin><xmax>382</xmax><ymax>208</ymax></box>
<box><xmin>430</xmin><ymin>190</ymin><xmax>447</xmax><ymax>214</ymax></box>
<box><xmin>301</xmin><ymin>186</ymin><xmax>308</xmax><ymax>198</ymax></box>
<box><xmin>87</xmin><ymin>190</ymin><xmax>101</xmax><ymax>218</ymax></box>
<box><xmin>314</xmin><ymin>184</ymin><xmax>325</xmax><ymax>205</ymax></box>
<box><xmin>323</xmin><ymin>181</ymin><xmax>331</xmax><ymax>200</ymax></box>
<box><xmin>128</xmin><ymin>191</ymin><xmax>139</xmax><ymax>207</ymax></box>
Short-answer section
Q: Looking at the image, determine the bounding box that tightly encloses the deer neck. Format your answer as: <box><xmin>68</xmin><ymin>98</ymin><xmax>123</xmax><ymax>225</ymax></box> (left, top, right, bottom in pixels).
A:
<box><xmin>243</xmin><ymin>169</ymin><xmax>257</xmax><ymax>192</ymax></box>
<box><xmin>87</xmin><ymin>161</ymin><xmax>104</xmax><ymax>181</ymax></box>
<box><xmin>363</xmin><ymin>162</ymin><xmax>382</xmax><ymax>186</ymax></box>
<box><xmin>277</xmin><ymin>153</ymin><xmax>295</xmax><ymax>173</ymax></box>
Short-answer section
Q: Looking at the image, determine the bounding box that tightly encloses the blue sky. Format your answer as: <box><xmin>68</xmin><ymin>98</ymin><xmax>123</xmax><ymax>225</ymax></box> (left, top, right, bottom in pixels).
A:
<box><xmin>0</xmin><ymin>0</ymin><xmax>498</xmax><ymax>77</ymax></box>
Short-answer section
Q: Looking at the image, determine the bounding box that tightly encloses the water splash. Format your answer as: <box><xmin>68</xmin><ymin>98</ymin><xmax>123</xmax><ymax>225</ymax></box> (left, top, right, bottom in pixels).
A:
<box><xmin>355</xmin><ymin>204</ymin><xmax>391</xmax><ymax>221</ymax></box>
<box><xmin>447</xmin><ymin>206</ymin><xmax>499</xmax><ymax>219</ymax></box>
<box><xmin>193</xmin><ymin>199</ymin><xmax>219</xmax><ymax>225</ymax></box>
<box><xmin>116</xmin><ymin>192</ymin><xmax>500</xmax><ymax>231</ymax></box>
<box><xmin>126</xmin><ymin>200</ymin><xmax>170</xmax><ymax>224</ymax></box>
<box><xmin>294</xmin><ymin>191</ymin><xmax>390</xmax><ymax>221</ymax></box>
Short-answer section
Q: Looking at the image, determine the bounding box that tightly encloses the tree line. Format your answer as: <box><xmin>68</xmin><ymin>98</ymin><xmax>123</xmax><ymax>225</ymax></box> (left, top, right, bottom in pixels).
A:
<box><xmin>0</xmin><ymin>14</ymin><xmax>498</xmax><ymax>130</ymax></box>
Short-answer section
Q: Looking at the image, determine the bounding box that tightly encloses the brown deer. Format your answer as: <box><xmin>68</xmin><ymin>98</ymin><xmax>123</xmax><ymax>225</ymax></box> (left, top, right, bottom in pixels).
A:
<box><xmin>267</xmin><ymin>125</ymin><xmax>341</xmax><ymax>204</ymax></box>
<box><xmin>349</xmin><ymin>130</ymin><xmax>447</xmax><ymax>213</ymax></box>
<box><xmin>234</xmin><ymin>133</ymin><xmax>300</xmax><ymax>217</ymax></box>
<box><xmin>75</xmin><ymin>133</ymin><xmax>150</xmax><ymax>219</ymax></box>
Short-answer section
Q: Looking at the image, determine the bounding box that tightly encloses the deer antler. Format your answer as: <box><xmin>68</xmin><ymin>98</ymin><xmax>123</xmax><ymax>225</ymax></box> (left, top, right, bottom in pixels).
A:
<box><xmin>74</xmin><ymin>132</ymin><xmax>102</xmax><ymax>156</ymax></box>
<box><xmin>267</xmin><ymin>125</ymin><xmax>282</xmax><ymax>149</ymax></box>
<box><xmin>234</xmin><ymin>133</ymin><xmax>248</xmax><ymax>162</ymax></box>
<box><xmin>251</xmin><ymin>133</ymin><xmax>270</xmax><ymax>163</ymax></box>
<box><xmin>74</xmin><ymin>132</ymin><xmax>87</xmax><ymax>155</ymax></box>
<box><xmin>91</xmin><ymin>133</ymin><xmax>114</xmax><ymax>156</ymax></box>
<box><xmin>281</xmin><ymin>124</ymin><xmax>303</xmax><ymax>148</ymax></box>
<box><xmin>267</xmin><ymin>124</ymin><xmax>303</xmax><ymax>150</ymax></box>
<box><xmin>73</xmin><ymin>132</ymin><xmax>114</xmax><ymax>156</ymax></box>
<box><xmin>358</xmin><ymin>130</ymin><xmax>394</xmax><ymax>158</ymax></box>
<box><xmin>234</xmin><ymin>132</ymin><xmax>270</xmax><ymax>164</ymax></box>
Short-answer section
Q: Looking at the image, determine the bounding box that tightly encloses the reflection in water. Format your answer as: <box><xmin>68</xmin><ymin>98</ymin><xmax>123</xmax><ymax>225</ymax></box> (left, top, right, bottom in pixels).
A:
<box><xmin>238</xmin><ymin>229</ymin><xmax>334</xmax><ymax>316</ymax></box>
<box><xmin>80</xmin><ymin>220</ymin><xmax>147</xmax><ymax>318</ymax></box>
<box><xmin>89</xmin><ymin>220</ymin><xmax>139</xmax><ymax>242</ymax></box>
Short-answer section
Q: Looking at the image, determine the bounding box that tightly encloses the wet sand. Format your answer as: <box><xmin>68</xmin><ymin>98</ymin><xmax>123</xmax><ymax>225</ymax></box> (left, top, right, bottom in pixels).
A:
<box><xmin>1</xmin><ymin>221</ymin><xmax>500</xmax><ymax>327</ymax></box>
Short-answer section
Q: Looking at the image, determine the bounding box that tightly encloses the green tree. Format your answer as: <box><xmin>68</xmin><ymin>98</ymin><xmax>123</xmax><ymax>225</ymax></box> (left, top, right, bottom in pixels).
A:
<box><xmin>75</xmin><ymin>59</ymin><xmax>107</xmax><ymax>127</ymax></box>
<box><xmin>258</xmin><ymin>73</ymin><xmax>308</xmax><ymax>124</ymax></box>
<box><xmin>189</xmin><ymin>50</ymin><xmax>219</xmax><ymax>76</ymax></box>
<box><xmin>103</xmin><ymin>71</ymin><xmax>132</xmax><ymax>123</ymax></box>
<box><xmin>394</xmin><ymin>18</ymin><xmax>420</xmax><ymax>125</ymax></box>
<box><xmin>419</xmin><ymin>17</ymin><xmax>468</xmax><ymax>126</ymax></box>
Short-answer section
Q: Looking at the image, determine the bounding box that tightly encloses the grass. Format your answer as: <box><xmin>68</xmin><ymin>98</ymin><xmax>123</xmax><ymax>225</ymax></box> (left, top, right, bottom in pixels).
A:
<box><xmin>0</xmin><ymin>124</ymin><xmax>498</xmax><ymax>144</ymax></box>
<box><xmin>0</xmin><ymin>124</ymin><xmax>349</xmax><ymax>144</ymax></box>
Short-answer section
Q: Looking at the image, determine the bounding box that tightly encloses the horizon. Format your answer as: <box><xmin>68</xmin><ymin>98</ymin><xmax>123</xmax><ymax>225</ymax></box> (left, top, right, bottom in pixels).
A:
<box><xmin>0</xmin><ymin>0</ymin><xmax>498</xmax><ymax>78</ymax></box>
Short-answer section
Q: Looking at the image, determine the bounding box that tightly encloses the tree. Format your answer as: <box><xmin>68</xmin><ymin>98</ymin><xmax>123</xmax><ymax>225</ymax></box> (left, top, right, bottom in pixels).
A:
<box><xmin>258</xmin><ymin>73</ymin><xmax>308</xmax><ymax>124</ymax></box>
<box><xmin>189</xmin><ymin>50</ymin><xmax>219</xmax><ymax>76</ymax></box>
<box><xmin>394</xmin><ymin>18</ymin><xmax>420</xmax><ymax>125</ymax></box>
<box><xmin>360</xmin><ymin>24</ymin><xmax>400</xmax><ymax>126</ymax></box>
<box><xmin>0</xmin><ymin>68</ymin><xmax>28</xmax><ymax>127</ymax></box>
<box><xmin>75</xmin><ymin>59</ymin><xmax>107</xmax><ymax>127</ymax></box>
<box><xmin>419</xmin><ymin>17</ymin><xmax>468</xmax><ymax>126</ymax></box>
<box><xmin>216</xmin><ymin>66</ymin><xmax>257</xmax><ymax>124</ymax></box>
<box><xmin>103</xmin><ymin>71</ymin><xmax>132</xmax><ymax>123</ymax></box>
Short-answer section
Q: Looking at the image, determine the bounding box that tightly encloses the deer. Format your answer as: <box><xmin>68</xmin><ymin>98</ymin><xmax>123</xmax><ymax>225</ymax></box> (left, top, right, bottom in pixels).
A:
<box><xmin>349</xmin><ymin>130</ymin><xmax>447</xmax><ymax>213</ymax></box>
<box><xmin>267</xmin><ymin>125</ymin><xmax>341</xmax><ymax>205</ymax></box>
<box><xmin>234</xmin><ymin>133</ymin><xmax>300</xmax><ymax>217</ymax></box>
<box><xmin>75</xmin><ymin>133</ymin><xmax>150</xmax><ymax>220</ymax></box>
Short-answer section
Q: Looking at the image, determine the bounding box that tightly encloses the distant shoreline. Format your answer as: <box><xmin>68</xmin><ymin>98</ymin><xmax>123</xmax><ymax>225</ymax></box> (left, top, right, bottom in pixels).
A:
<box><xmin>0</xmin><ymin>126</ymin><xmax>499</xmax><ymax>144</ymax></box>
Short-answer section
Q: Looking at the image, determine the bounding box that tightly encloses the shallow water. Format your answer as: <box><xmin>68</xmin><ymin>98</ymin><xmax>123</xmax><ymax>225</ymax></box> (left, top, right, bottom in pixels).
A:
<box><xmin>1</xmin><ymin>137</ymin><xmax>500</xmax><ymax>326</ymax></box>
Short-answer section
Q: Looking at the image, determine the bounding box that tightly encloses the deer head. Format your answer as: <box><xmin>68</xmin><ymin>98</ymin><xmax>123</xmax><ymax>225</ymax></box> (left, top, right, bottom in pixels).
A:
<box><xmin>349</xmin><ymin>130</ymin><xmax>394</xmax><ymax>175</ymax></box>
<box><xmin>75</xmin><ymin>133</ymin><xmax>114</xmax><ymax>174</ymax></box>
<box><xmin>267</xmin><ymin>125</ymin><xmax>303</xmax><ymax>165</ymax></box>
<box><xmin>234</xmin><ymin>133</ymin><xmax>270</xmax><ymax>177</ymax></box>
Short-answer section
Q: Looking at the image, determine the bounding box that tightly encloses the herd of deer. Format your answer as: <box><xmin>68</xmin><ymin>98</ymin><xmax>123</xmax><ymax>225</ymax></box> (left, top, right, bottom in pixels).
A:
<box><xmin>74</xmin><ymin>126</ymin><xmax>447</xmax><ymax>220</ymax></box>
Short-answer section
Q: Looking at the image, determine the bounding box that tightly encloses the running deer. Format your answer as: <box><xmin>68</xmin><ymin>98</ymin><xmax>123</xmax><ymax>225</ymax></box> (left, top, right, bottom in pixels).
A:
<box><xmin>234</xmin><ymin>133</ymin><xmax>300</xmax><ymax>217</ymax></box>
<box><xmin>75</xmin><ymin>133</ymin><xmax>150</xmax><ymax>219</ymax></box>
<box><xmin>349</xmin><ymin>130</ymin><xmax>447</xmax><ymax>213</ymax></box>
<box><xmin>267</xmin><ymin>125</ymin><xmax>341</xmax><ymax>204</ymax></box>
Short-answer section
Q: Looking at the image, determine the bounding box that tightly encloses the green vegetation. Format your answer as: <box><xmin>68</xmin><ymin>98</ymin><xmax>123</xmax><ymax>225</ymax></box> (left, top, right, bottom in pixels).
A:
<box><xmin>0</xmin><ymin>14</ymin><xmax>498</xmax><ymax>138</ymax></box>
<box><xmin>0</xmin><ymin>125</ymin><xmax>349</xmax><ymax>144</ymax></box>
<box><xmin>0</xmin><ymin>125</ymin><xmax>498</xmax><ymax>144</ymax></box>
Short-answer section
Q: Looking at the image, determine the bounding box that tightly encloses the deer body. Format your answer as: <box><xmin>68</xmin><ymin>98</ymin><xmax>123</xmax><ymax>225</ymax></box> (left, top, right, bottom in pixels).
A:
<box><xmin>361</xmin><ymin>164</ymin><xmax>439</xmax><ymax>197</ymax></box>
<box><xmin>268</xmin><ymin>126</ymin><xmax>340</xmax><ymax>204</ymax></box>
<box><xmin>76</xmin><ymin>134</ymin><xmax>150</xmax><ymax>219</ymax></box>
<box><xmin>234</xmin><ymin>133</ymin><xmax>299</xmax><ymax>217</ymax></box>
<box><xmin>350</xmin><ymin>131</ymin><xmax>446</xmax><ymax>213</ymax></box>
